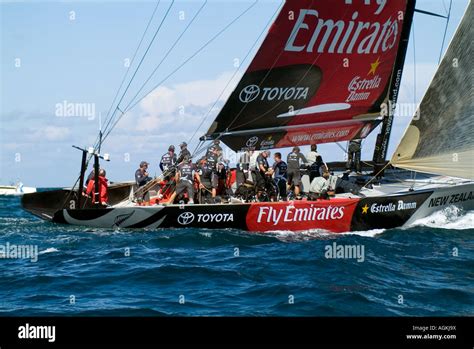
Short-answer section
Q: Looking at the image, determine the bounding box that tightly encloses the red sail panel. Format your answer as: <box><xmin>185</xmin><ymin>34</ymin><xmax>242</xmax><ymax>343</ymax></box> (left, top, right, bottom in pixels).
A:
<box><xmin>276</xmin><ymin>119</ymin><xmax>378</xmax><ymax>148</ymax></box>
<box><xmin>220</xmin><ymin>119</ymin><xmax>379</xmax><ymax>151</ymax></box>
<box><xmin>206</xmin><ymin>0</ymin><xmax>408</xmax><ymax>150</ymax></box>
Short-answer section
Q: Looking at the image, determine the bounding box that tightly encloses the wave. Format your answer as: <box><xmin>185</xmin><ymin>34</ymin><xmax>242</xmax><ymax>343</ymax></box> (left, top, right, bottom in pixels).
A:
<box><xmin>38</xmin><ymin>247</ymin><xmax>59</xmax><ymax>255</ymax></box>
<box><xmin>264</xmin><ymin>227</ymin><xmax>385</xmax><ymax>241</ymax></box>
<box><xmin>340</xmin><ymin>228</ymin><xmax>386</xmax><ymax>237</ymax></box>
<box><xmin>410</xmin><ymin>206</ymin><xmax>474</xmax><ymax>230</ymax></box>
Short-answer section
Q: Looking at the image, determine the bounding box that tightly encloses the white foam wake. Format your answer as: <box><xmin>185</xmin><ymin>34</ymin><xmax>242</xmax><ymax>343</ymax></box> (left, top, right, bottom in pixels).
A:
<box><xmin>340</xmin><ymin>229</ymin><xmax>386</xmax><ymax>237</ymax></box>
<box><xmin>409</xmin><ymin>206</ymin><xmax>474</xmax><ymax>230</ymax></box>
<box><xmin>265</xmin><ymin>228</ymin><xmax>385</xmax><ymax>241</ymax></box>
<box><xmin>38</xmin><ymin>247</ymin><xmax>59</xmax><ymax>254</ymax></box>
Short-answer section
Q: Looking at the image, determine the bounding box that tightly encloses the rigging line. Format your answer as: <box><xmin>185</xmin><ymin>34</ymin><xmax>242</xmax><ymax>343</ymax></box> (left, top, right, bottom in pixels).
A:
<box><xmin>409</xmin><ymin>5</ymin><xmax>418</xmax><ymax>194</ymax></box>
<box><xmin>191</xmin><ymin>140</ymin><xmax>204</xmax><ymax>159</ymax></box>
<box><xmin>362</xmin><ymin>160</ymin><xmax>392</xmax><ymax>189</ymax></box>
<box><xmin>192</xmin><ymin>143</ymin><xmax>209</xmax><ymax>162</ymax></box>
<box><xmin>438</xmin><ymin>0</ymin><xmax>452</xmax><ymax>64</ymax></box>
<box><xmin>101</xmin><ymin>0</ymin><xmax>161</xmax><ymax>134</ymax></box>
<box><xmin>88</xmin><ymin>1</ymin><xmax>163</xmax><ymax>161</ymax></box>
<box><xmin>123</xmin><ymin>0</ymin><xmax>258</xmax><ymax>115</ymax></box>
<box><xmin>122</xmin><ymin>0</ymin><xmax>208</xmax><ymax>115</ymax></box>
<box><xmin>335</xmin><ymin>141</ymin><xmax>347</xmax><ymax>154</ymax></box>
<box><xmin>101</xmin><ymin>0</ymin><xmax>259</xmax><ymax>144</ymax></box>
<box><xmin>414</xmin><ymin>9</ymin><xmax>447</xmax><ymax>18</ymax></box>
<box><xmin>101</xmin><ymin>0</ymin><xmax>176</xmax><ymax>140</ymax></box>
<box><xmin>188</xmin><ymin>1</ymin><xmax>283</xmax><ymax>146</ymax></box>
<box><xmin>336</xmin><ymin>141</ymin><xmax>374</xmax><ymax>169</ymax></box>
<box><xmin>187</xmin><ymin>0</ymin><xmax>284</xmax><ymax>145</ymax></box>
<box><xmin>442</xmin><ymin>0</ymin><xmax>449</xmax><ymax>16</ymax></box>
<box><xmin>385</xmin><ymin>168</ymin><xmax>421</xmax><ymax>188</ymax></box>
<box><xmin>223</xmin><ymin>0</ymin><xmax>316</xmax><ymax>133</ymax></box>
<box><xmin>412</xmin><ymin>16</ymin><xmax>416</xmax><ymax>107</ymax></box>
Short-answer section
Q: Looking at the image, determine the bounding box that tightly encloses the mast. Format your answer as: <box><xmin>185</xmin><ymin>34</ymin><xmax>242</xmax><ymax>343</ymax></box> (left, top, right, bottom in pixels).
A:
<box><xmin>93</xmin><ymin>154</ymin><xmax>100</xmax><ymax>206</ymax></box>
<box><xmin>372</xmin><ymin>0</ymin><xmax>416</xmax><ymax>174</ymax></box>
<box><xmin>77</xmin><ymin>150</ymin><xmax>87</xmax><ymax>208</ymax></box>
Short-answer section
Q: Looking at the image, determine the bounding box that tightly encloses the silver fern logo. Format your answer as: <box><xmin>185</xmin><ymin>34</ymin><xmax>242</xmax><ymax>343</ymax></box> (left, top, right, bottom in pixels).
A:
<box><xmin>113</xmin><ymin>211</ymin><xmax>134</xmax><ymax>227</ymax></box>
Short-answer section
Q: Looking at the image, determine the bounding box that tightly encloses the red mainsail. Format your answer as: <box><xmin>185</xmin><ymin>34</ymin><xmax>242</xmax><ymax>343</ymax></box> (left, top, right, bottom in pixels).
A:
<box><xmin>205</xmin><ymin>0</ymin><xmax>411</xmax><ymax>151</ymax></box>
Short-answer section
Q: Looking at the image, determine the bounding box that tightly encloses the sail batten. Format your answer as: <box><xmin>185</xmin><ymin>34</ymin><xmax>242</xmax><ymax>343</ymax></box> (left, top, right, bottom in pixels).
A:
<box><xmin>204</xmin><ymin>0</ymin><xmax>412</xmax><ymax>151</ymax></box>
<box><xmin>391</xmin><ymin>1</ymin><xmax>474</xmax><ymax>180</ymax></box>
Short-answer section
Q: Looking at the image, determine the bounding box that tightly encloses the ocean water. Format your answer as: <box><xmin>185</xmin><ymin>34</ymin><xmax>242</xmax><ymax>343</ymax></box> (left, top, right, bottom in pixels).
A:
<box><xmin>0</xmin><ymin>194</ymin><xmax>473</xmax><ymax>316</ymax></box>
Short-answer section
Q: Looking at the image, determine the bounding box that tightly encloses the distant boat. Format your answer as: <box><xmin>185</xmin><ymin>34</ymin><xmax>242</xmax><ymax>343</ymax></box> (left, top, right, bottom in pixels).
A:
<box><xmin>0</xmin><ymin>182</ymin><xmax>36</xmax><ymax>196</ymax></box>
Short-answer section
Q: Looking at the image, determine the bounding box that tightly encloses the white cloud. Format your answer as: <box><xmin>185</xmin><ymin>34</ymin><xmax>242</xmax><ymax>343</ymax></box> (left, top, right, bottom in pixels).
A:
<box><xmin>133</xmin><ymin>71</ymin><xmax>240</xmax><ymax>132</ymax></box>
<box><xmin>29</xmin><ymin>126</ymin><xmax>71</xmax><ymax>141</ymax></box>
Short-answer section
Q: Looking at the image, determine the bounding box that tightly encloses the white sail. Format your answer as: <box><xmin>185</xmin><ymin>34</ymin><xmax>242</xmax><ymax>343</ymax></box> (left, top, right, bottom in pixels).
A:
<box><xmin>391</xmin><ymin>1</ymin><xmax>474</xmax><ymax>180</ymax></box>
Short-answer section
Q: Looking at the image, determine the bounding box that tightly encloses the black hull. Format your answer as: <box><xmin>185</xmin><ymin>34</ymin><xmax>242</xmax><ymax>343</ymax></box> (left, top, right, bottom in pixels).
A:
<box><xmin>22</xmin><ymin>182</ymin><xmax>474</xmax><ymax>233</ymax></box>
<box><xmin>21</xmin><ymin>182</ymin><xmax>134</xmax><ymax>220</ymax></box>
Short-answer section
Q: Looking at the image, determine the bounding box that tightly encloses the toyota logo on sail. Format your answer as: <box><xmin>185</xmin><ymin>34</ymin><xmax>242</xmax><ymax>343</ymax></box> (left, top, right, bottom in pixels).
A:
<box><xmin>239</xmin><ymin>84</ymin><xmax>260</xmax><ymax>103</ymax></box>
<box><xmin>177</xmin><ymin>212</ymin><xmax>195</xmax><ymax>225</ymax></box>
<box><xmin>246</xmin><ymin>136</ymin><xmax>259</xmax><ymax>147</ymax></box>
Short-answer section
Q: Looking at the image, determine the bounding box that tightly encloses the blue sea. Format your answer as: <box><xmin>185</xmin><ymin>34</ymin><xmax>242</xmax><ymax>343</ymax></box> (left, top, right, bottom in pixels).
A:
<box><xmin>1</xmin><ymin>193</ymin><xmax>473</xmax><ymax>316</ymax></box>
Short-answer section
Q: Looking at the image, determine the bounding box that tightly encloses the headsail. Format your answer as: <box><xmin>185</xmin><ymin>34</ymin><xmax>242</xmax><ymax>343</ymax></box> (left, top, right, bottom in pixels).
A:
<box><xmin>204</xmin><ymin>0</ymin><xmax>413</xmax><ymax>151</ymax></box>
<box><xmin>391</xmin><ymin>1</ymin><xmax>474</xmax><ymax>180</ymax></box>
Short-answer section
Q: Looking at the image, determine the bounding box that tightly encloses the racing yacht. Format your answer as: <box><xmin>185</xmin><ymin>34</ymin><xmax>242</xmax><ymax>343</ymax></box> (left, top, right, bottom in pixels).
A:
<box><xmin>22</xmin><ymin>0</ymin><xmax>473</xmax><ymax>232</ymax></box>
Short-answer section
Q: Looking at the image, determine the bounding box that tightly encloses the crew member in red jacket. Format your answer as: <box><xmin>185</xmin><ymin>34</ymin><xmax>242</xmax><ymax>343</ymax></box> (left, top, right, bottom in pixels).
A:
<box><xmin>84</xmin><ymin>169</ymin><xmax>109</xmax><ymax>206</ymax></box>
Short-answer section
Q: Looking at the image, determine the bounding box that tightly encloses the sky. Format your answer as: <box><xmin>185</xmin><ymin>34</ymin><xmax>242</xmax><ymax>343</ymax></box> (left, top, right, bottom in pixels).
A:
<box><xmin>0</xmin><ymin>0</ymin><xmax>469</xmax><ymax>187</ymax></box>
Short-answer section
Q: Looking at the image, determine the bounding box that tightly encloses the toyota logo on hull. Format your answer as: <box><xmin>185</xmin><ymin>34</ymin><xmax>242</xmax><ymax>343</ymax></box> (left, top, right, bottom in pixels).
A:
<box><xmin>177</xmin><ymin>212</ymin><xmax>195</xmax><ymax>225</ymax></box>
<box><xmin>239</xmin><ymin>84</ymin><xmax>260</xmax><ymax>103</ymax></box>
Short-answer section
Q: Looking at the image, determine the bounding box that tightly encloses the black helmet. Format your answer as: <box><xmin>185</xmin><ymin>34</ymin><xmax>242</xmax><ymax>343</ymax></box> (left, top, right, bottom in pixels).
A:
<box><xmin>168</xmin><ymin>145</ymin><xmax>175</xmax><ymax>151</ymax></box>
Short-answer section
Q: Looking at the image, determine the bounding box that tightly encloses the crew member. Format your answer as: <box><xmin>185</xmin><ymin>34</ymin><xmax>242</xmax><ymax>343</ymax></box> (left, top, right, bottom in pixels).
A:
<box><xmin>215</xmin><ymin>161</ymin><xmax>228</xmax><ymax>196</ymax></box>
<box><xmin>237</xmin><ymin>150</ymin><xmax>253</xmax><ymax>186</ymax></box>
<box><xmin>346</xmin><ymin>139</ymin><xmax>362</xmax><ymax>174</ymax></box>
<box><xmin>272</xmin><ymin>152</ymin><xmax>288</xmax><ymax>201</ymax></box>
<box><xmin>197</xmin><ymin>157</ymin><xmax>217</xmax><ymax>199</ymax></box>
<box><xmin>168</xmin><ymin>156</ymin><xmax>199</xmax><ymax>204</ymax></box>
<box><xmin>309</xmin><ymin>155</ymin><xmax>325</xmax><ymax>183</ymax></box>
<box><xmin>85</xmin><ymin>169</ymin><xmax>94</xmax><ymax>187</ymax></box>
<box><xmin>306</xmin><ymin>144</ymin><xmax>320</xmax><ymax>166</ymax></box>
<box><xmin>206</xmin><ymin>146</ymin><xmax>219</xmax><ymax>172</ymax></box>
<box><xmin>309</xmin><ymin>169</ymin><xmax>338</xmax><ymax>199</ymax></box>
<box><xmin>135</xmin><ymin>161</ymin><xmax>152</xmax><ymax>187</ymax></box>
<box><xmin>177</xmin><ymin>141</ymin><xmax>191</xmax><ymax>163</ymax></box>
<box><xmin>254</xmin><ymin>150</ymin><xmax>274</xmax><ymax>201</ymax></box>
<box><xmin>160</xmin><ymin>145</ymin><xmax>177</xmax><ymax>177</ymax></box>
<box><xmin>206</xmin><ymin>139</ymin><xmax>223</xmax><ymax>159</ymax></box>
<box><xmin>248</xmin><ymin>150</ymin><xmax>261</xmax><ymax>184</ymax></box>
<box><xmin>84</xmin><ymin>168</ymin><xmax>109</xmax><ymax>206</ymax></box>
<box><xmin>287</xmin><ymin>146</ymin><xmax>307</xmax><ymax>198</ymax></box>
<box><xmin>306</xmin><ymin>144</ymin><xmax>324</xmax><ymax>183</ymax></box>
